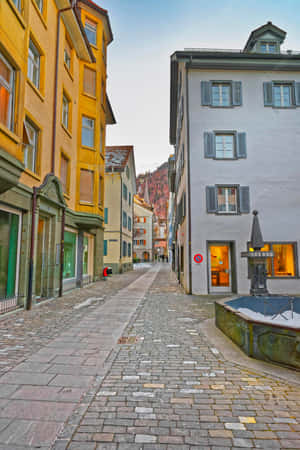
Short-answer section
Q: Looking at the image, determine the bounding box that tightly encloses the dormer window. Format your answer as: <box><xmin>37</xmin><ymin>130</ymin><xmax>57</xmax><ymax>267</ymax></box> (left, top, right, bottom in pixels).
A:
<box><xmin>260</xmin><ymin>42</ymin><xmax>277</xmax><ymax>53</ymax></box>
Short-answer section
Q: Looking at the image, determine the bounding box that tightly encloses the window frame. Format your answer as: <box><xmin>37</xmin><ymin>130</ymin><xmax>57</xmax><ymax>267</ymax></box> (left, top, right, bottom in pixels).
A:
<box><xmin>23</xmin><ymin>117</ymin><xmax>40</xmax><ymax>174</ymax></box>
<box><xmin>84</xmin><ymin>17</ymin><xmax>97</xmax><ymax>46</ymax></box>
<box><xmin>214</xmin><ymin>132</ymin><xmax>235</xmax><ymax>159</ymax></box>
<box><xmin>216</xmin><ymin>185</ymin><xmax>238</xmax><ymax>214</ymax></box>
<box><xmin>62</xmin><ymin>92</ymin><xmax>70</xmax><ymax>130</ymax></box>
<box><xmin>83</xmin><ymin>66</ymin><xmax>96</xmax><ymax>97</ymax></box>
<box><xmin>260</xmin><ymin>41</ymin><xmax>277</xmax><ymax>53</ymax></box>
<box><xmin>81</xmin><ymin>115</ymin><xmax>95</xmax><ymax>148</ymax></box>
<box><xmin>273</xmin><ymin>82</ymin><xmax>293</xmax><ymax>108</ymax></box>
<box><xmin>211</xmin><ymin>82</ymin><xmax>232</xmax><ymax>107</ymax></box>
<box><xmin>34</xmin><ymin>0</ymin><xmax>43</xmax><ymax>13</ymax></box>
<box><xmin>28</xmin><ymin>39</ymin><xmax>41</xmax><ymax>89</ymax></box>
<box><xmin>0</xmin><ymin>52</ymin><xmax>15</xmax><ymax>131</ymax></box>
<box><xmin>60</xmin><ymin>152</ymin><xmax>70</xmax><ymax>195</ymax></box>
<box><xmin>79</xmin><ymin>168</ymin><xmax>94</xmax><ymax>204</ymax></box>
<box><xmin>247</xmin><ymin>242</ymin><xmax>298</xmax><ymax>279</ymax></box>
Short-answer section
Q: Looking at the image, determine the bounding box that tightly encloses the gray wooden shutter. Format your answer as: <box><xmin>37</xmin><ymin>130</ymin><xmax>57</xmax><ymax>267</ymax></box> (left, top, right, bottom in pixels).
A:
<box><xmin>204</xmin><ymin>132</ymin><xmax>215</xmax><ymax>158</ymax></box>
<box><xmin>201</xmin><ymin>81</ymin><xmax>211</xmax><ymax>106</ymax></box>
<box><xmin>206</xmin><ymin>186</ymin><xmax>217</xmax><ymax>213</ymax></box>
<box><xmin>295</xmin><ymin>82</ymin><xmax>300</xmax><ymax>106</ymax></box>
<box><xmin>232</xmin><ymin>81</ymin><xmax>242</xmax><ymax>106</ymax></box>
<box><xmin>263</xmin><ymin>82</ymin><xmax>273</xmax><ymax>106</ymax></box>
<box><xmin>236</xmin><ymin>133</ymin><xmax>247</xmax><ymax>159</ymax></box>
<box><xmin>239</xmin><ymin>186</ymin><xmax>250</xmax><ymax>213</ymax></box>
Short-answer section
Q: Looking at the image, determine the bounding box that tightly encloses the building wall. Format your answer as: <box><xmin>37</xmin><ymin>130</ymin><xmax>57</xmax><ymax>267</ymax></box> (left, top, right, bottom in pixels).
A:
<box><xmin>104</xmin><ymin>173</ymin><xmax>121</xmax><ymax>272</ymax></box>
<box><xmin>188</xmin><ymin>68</ymin><xmax>300</xmax><ymax>294</ymax></box>
<box><xmin>133</xmin><ymin>201</ymin><xmax>154</xmax><ymax>261</ymax></box>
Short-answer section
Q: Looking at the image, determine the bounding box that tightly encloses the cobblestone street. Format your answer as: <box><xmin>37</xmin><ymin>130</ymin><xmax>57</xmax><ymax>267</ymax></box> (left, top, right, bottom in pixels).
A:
<box><xmin>0</xmin><ymin>264</ymin><xmax>299</xmax><ymax>449</ymax></box>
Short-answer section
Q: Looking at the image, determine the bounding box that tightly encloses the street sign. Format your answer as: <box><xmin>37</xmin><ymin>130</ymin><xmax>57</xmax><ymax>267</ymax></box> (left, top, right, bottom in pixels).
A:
<box><xmin>193</xmin><ymin>253</ymin><xmax>203</xmax><ymax>264</ymax></box>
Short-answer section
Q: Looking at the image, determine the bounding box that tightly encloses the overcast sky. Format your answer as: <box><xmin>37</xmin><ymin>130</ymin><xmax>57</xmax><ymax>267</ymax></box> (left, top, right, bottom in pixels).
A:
<box><xmin>96</xmin><ymin>0</ymin><xmax>300</xmax><ymax>175</ymax></box>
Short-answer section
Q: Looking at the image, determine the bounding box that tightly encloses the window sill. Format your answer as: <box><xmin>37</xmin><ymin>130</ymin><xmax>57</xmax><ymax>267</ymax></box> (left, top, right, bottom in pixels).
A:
<box><xmin>79</xmin><ymin>201</ymin><xmax>94</xmax><ymax>206</ymax></box>
<box><xmin>0</xmin><ymin>123</ymin><xmax>20</xmax><ymax>144</ymax></box>
<box><xmin>98</xmin><ymin>204</ymin><xmax>103</xmax><ymax>210</ymax></box>
<box><xmin>63</xmin><ymin>192</ymin><xmax>70</xmax><ymax>200</ymax></box>
<box><xmin>81</xmin><ymin>145</ymin><xmax>96</xmax><ymax>151</ymax></box>
<box><xmin>90</xmin><ymin>43</ymin><xmax>98</xmax><ymax>51</ymax></box>
<box><xmin>26</xmin><ymin>79</ymin><xmax>45</xmax><ymax>102</ymax></box>
<box><xmin>31</xmin><ymin>0</ymin><xmax>47</xmax><ymax>29</ymax></box>
<box><xmin>82</xmin><ymin>92</ymin><xmax>97</xmax><ymax>101</ymax></box>
<box><xmin>99</xmin><ymin>152</ymin><xmax>105</xmax><ymax>160</ymax></box>
<box><xmin>214</xmin><ymin>211</ymin><xmax>241</xmax><ymax>215</ymax></box>
<box><xmin>24</xmin><ymin>168</ymin><xmax>41</xmax><ymax>181</ymax></box>
<box><xmin>7</xmin><ymin>0</ymin><xmax>26</xmax><ymax>28</ymax></box>
<box><xmin>270</xmin><ymin>105</ymin><xmax>297</xmax><ymax>109</ymax></box>
<box><xmin>61</xmin><ymin>123</ymin><xmax>72</xmax><ymax>138</ymax></box>
<box><xmin>64</xmin><ymin>63</ymin><xmax>74</xmax><ymax>81</ymax></box>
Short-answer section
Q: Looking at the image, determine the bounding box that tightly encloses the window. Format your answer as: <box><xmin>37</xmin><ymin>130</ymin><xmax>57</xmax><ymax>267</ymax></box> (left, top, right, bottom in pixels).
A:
<box><xmin>81</xmin><ymin>116</ymin><xmax>94</xmax><ymax>147</ymax></box>
<box><xmin>63</xmin><ymin>231</ymin><xmax>76</xmax><ymax>279</ymax></box>
<box><xmin>64</xmin><ymin>38</ymin><xmax>72</xmax><ymax>71</ymax></box>
<box><xmin>274</xmin><ymin>84</ymin><xmax>292</xmax><ymax>107</ymax></box>
<box><xmin>206</xmin><ymin>185</ymin><xmax>250</xmax><ymax>214</ymax></box>
<box><xmin>104</xmin><ymin>240</ymin><xmax>107</xmax><ymax>256</ymax></box>
<box><xmin>249</xmin><ymin>243</ymin><xmax>297</xmax><ymax>278</ymax></box>
<box><xmin>12</xmin><ymin>0</ymin><xmax>21</xmax><ymax>11</ymax></box>
<box><xmin>212</xmin><ymin>83</ymin><xmax>231</xmax><ymax>106</ymax></box>
<box><xmin>123</xmin><ymin>241</ymin><xmax>127</xmax><ymax>257</ymax></box>
<box><xmin>0</xmin><ymin>209</ymin><xmax>20</xmax><ymax>299</ymax></box>
<box><xmin>128</xmin><ymin>242</ymin><xmax>131</xmax><ymax>257</ymax></box>
<box><xmin>24</xmin><ymin>118</ymin><xmax>39</xmax><ymax>173</ymax></box>
<box><xmin>80</xmin><ymin>169</ymin><xmax>94</xmax><ymax>203</ymax></box>
<box><xmin>60</xmin><ymin>154</ymin><xmax>69</xmax><ymax>194</ymax></box>
<box><xmin>123</xmin><ymin>183</ymin><xmax>128</xmax><ymax>201</ymax></box>
<box><xmin>98</xmin><ymin>176</ymin><xmax>103</xmax><ymax>205</ymax></box>
<box><xmin>102</xmin><ymin>33</ymin><xmax>106</xmax><ymax>63</ymax></box>
<box><xmin>100</xmin><ymin>126</ymin><xmax>104</xmax><ymax>153</ymax></box>
<box><xmin>101</xmin><ymin>79</ymin><xmax>104</xmax><ymax>105</ymax></box>
<box><xmin>85</xmin><ymin>18</ymin><xmax>97</xmax><ymax>46</ymax></box>
<box><xmin>217</xmin><ymin>187</ymin><xmax>237</xmax><ymax>213</ymax></box>
<box><xmin>0</xmin><ymin>53</ymin><xmax>15</xmax><ymax>130</ymax></box>
<box><xmin>129</xmin><ymin>192</ymin><xmax>131</xmax><ymax>206</ymax></box>
<box><xmin>28</xmin><ymin>40</ymin><xmax>40</xmax><ymax>89</ymax></box>
<box><xmin>263</xmin><ymin>81</ymin><xmax>300</xmax><ymax>107</ymax></box>
<box><xmin>260</xmin><ymin>42</ymin><xmax>277</xmax><ymax>53</ymax></box>
<box><xmin>128</xmin><ymin>216</ymin><xmax>132</xmax><ymax>231</ymax></box>
<box><xmin>83</xmin><ymin>67</ymin><xmax>96</xmax><ymax>97</ymax></box>
<box><xmin>83</xmin><ymin>236</ymin><xmax>88</xmax><ymax>275</ymax></box>
<box><xmin>201</xmin><ymin>81</ymin><xmax>242</xmax><ymax>107</ymax></box>
<box><xmin>34</xmin><ymin>0</ymin><xmax>43</xmax><ymax>13</ymax></box>
<box><xmin>62</xmin><ymin>93</ymin><xmax>70</xmax><ymax>129</ymax></box>
<box><xmin>144</xmin><ymin>217</ymin><xmax>146</xmax><ymax>223</ymax></box>
<box><xmin>215</xmin><ymin>134</ymin><xmax>234</xmax><ymax>159</ymax></box>
<box><xmin>123</xmin><ymin>211</ymin><xmax>127</xmax><ymax>228</ymax></box>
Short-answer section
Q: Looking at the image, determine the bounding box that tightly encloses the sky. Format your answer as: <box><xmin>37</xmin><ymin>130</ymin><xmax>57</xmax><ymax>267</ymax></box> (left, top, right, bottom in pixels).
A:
<box><xmin>95</xmin><ymin>0</ymin><xmax>300</xmax><ymax>175</ymax></box>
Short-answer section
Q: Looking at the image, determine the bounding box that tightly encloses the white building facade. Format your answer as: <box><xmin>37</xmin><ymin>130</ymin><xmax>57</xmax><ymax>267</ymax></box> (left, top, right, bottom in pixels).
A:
<box><xmin>133</xmin><ymin>196</ymin><xmax>154</xmax><ymax>262</ymax></box>
<box><xmin>169</xmin><ymin>22</ymin><xmax>300</xmax><ymax>295</ymax></box>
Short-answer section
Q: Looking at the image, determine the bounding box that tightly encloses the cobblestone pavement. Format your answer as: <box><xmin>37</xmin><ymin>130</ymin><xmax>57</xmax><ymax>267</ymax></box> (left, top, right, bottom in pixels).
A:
<box><xmin>64</xmin><ymin>264</ymin><xmax>300</xmax><ymax>450</ymax></box>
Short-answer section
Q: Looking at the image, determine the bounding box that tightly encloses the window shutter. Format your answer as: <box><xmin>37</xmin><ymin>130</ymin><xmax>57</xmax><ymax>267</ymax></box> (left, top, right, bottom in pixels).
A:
<box><xmin>239</xmin><ymin>186</ymin><xmax>250</xmax><ymax>213</ymax></box>
<box><xmin>232</xmin><ymin>81</ymin><xmax>242</xmax><ymax>106</ymax></box>
<box><xmin>206</xmin><ymin>186</ymin><xmax>217</xmax><ymax>213</ymax></box>
<box><xmin>295</xmin><ymin>82</ymin><xmax>300</xmax><ymax>106</ymax></box>
<box><xmin>104</xmin><ymin>208</ymin><xmax>108</xmax><ymax>224</ymax></box>
<box><xmin>201</xmin><ymin>81</ymin><xmax>211</xmax><ymax>106</ymax></box>
<box><xmin>204</xmin><ymin>132</ymin><xmax>215</xmax><ymax>158</ymax></box>
<box><xmin>263</xmin><ymin>82</ymin><xmax>273</xmax><ymax>106</ymax></box>
<box><xmin>236</xmin><ymin>133</ymin><xmax>247</xmax><ymax>159</ymax></box>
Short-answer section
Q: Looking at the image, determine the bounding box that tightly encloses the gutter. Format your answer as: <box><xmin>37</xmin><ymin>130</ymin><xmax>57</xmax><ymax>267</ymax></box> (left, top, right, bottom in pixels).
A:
<box><xmin>185</xmin><ymin>62</ymin><xmax>192</xmax><ymax>294</ymax></box>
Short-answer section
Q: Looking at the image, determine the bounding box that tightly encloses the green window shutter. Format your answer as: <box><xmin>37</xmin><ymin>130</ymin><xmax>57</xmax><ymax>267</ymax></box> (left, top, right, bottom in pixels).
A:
<box><xmin>6</xmin><ymin>214</ymin><xmax>19</xmax><ymax>297</ymax></box>
<box><xmin>206</xmin><ymin>186</ymin><xmax>217</xmax><ymax>213</ymax></box>
<box><xmin>232</xmin><ymin>81</ymin><xmax>242</xmax><ymax>106</ymax></box>
<box><xmin>104</xmin><ymin>208</ymin><xmax>108</xmax><ymax>224</ymax></box>
<box><xmin>104</xmin><ymin>240</ymin><xmax>107</xmax><ymax>256</ymax></box>
<box><xmin>263</xmin><ymin>82</ymin><xmax>273</xmax><ymax>106</ymax></box>
<box><xmin>236</xmin><ymin>133</ymin><xmax>247</xmax><ymax>159</ymax></box>
<box><xmin>239</xmin><ymin>186</ymin><xmax>250</xmax><ymax>213</ymax></box>
<box><xmin>201</xmin><ymin>81</ymin><xmax>211</xmax><ymax>106</ymax></box>
<box><xmin>204</xmin><ymin>132</ymin><xmax>215</xmax><ymax>158</ymax></box>
<box><xmin>295</xmin><ymin>82</ymin><xmax>300</xmax><ymax>106</ymax></box>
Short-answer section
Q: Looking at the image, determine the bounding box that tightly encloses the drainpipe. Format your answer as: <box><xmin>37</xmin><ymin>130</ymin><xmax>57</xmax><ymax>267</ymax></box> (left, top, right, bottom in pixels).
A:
<box><xmin>59</xmin><ymin>207</ymin><xmax>65</xmax><ymax>297</ymax></box>
<box><xmin>27</xmin><ymin>187</ymin><xmax>37</xmax><ymax>310</ymax></box>
<box><xmin>185</xmin><ymin>63</ymin><xmax>192</xmax><ymax>294</ymax></box>
<box><xmin>51</xmin><ymin>5</ymin><xmax>73</xmax><ymax>174</ymax></box>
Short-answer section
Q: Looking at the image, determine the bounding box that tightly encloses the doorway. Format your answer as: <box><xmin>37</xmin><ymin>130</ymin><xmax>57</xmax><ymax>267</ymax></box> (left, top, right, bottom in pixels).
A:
<box><xmin>35</xmin><ymin>216</ymin><xmax>51</xmax><ymax>299</ymax></box>
<box><xmin>208</xmin><ymin>243</ymin><xmax>232</xmax><ymax>293</ymax></box>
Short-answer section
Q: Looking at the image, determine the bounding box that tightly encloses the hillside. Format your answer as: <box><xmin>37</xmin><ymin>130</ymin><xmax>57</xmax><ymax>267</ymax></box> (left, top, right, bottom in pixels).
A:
<box><xmin>136</xmin><ymin>162</ymin><xmax>169</xmax><ymax>220</ymax></box>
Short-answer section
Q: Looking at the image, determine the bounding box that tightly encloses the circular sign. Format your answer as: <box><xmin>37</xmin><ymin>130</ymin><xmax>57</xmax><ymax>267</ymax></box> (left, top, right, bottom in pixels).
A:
<box><xmin>194</xmin><ymin>254</ymin><xmax>203</xmax><ymax>264</ymax></box>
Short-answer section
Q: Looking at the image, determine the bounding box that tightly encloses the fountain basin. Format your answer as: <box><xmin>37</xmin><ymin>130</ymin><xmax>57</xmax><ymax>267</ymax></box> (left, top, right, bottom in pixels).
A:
<box><xmin>215</xmin><ymin>296</ymin><xmax>300</xmax><ymax>370</ymax></box>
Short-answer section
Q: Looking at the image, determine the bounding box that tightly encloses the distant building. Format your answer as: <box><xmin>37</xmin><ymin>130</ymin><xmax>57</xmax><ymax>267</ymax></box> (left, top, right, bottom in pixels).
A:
<box><xmin>169</xmin><ymin>22</ymin><xmax>300</xmax><ymax>294</ymax></box>
<box><xmin>133</xmin><ymin>195</ymin><xmax>154</xmax><ymax>262</ymax></box>
<box><xmin>168</xmin><ymin>155</ymin><xmax>176</xmax><ymax>268</ymax></box>
<box><xmin>104</xmin><ymin>146</ymin><xmax>136</xmax><ymax>273</ymax></box>
<box><xmin>154</xmin><ymin>217</ymin><xmax>168</xmax><ymax>261</ymax></box>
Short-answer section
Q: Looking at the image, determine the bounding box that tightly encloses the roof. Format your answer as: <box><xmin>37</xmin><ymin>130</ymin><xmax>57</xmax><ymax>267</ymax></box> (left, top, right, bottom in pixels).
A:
<box><xmin>134</xmin><ymin>194</ymin><xmax>153</xmax><ymax>212</ymax></box>
<box><xmin>105</xmin><ymin>146</ymin><xmax>133</xmax><ymax>172</ymax></box>
<box><xmin>105</xmin><ymin>95</ymin><xmax>116</xmax><ymax>125</ymax></box>
<box><xmin>244</xmin><ymin>21</ymin><xmax>286</xmax><ymax>52</ymax></box>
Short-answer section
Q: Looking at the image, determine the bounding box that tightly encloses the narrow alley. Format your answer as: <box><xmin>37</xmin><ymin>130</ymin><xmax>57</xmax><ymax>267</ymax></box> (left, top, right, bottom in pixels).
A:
<box><xmin>0</xmin><ymin>265</ymin><xmax>299</xmax><ymax>449</ymax></box>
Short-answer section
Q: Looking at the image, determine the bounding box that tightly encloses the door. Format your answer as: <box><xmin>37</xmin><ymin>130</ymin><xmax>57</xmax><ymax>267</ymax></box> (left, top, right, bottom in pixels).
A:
<box><xmin>35</xmin><ymin>217</ymin><xmax>50</xmax><ymax>299</ymax></box>
<box><xmin>209</xmin><ymin>244</ymin><xmax>232</xmax><ymax>293</ymax></box>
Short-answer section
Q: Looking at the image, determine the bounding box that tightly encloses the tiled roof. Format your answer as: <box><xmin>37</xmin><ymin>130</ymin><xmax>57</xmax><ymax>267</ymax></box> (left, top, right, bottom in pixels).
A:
<box><xmin>134</xmin><ymin>195</ymin><xmax>153</xmax><ymax>211</ymax></box>
<box><xmin>105</xmin><ymin>146</ymin><xmax>133</xmax><ymax>172</ymax></box>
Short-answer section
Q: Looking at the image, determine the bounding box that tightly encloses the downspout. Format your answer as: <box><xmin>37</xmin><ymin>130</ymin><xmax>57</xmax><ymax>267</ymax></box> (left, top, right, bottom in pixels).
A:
<box><xmin>26</xmin><ymin>187</ymin><xmax>37</xmax><ymax>310</ymax></box>
<box><xmin>185</xmin><ymin>62</ymin><xmax>192</xmax><ymax>294</ymax></box>
<box><xmin>59</xmin><ymin>207</ymin><xmax>65</xmax><ymax>297</ymax></box>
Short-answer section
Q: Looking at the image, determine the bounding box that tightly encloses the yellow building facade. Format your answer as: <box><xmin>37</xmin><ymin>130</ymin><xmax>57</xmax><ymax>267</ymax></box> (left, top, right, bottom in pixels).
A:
<box><xmin>104</xmin><ymin>146</ymin><xmax>136</xmax><ymax>274</ymax></box>
<box><xmin>0</xmin><ymin>0</ymin><xmax>114</xmax><ymax>311</ymax></box>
